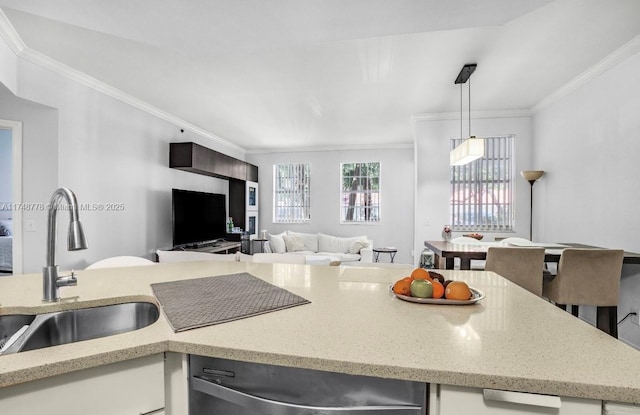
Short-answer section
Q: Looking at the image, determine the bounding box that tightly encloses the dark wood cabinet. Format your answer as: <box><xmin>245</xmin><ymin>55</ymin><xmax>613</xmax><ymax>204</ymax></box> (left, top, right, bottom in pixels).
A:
<box><xmin>229</xmin><ymin>179</ymin><xmax>259</xmax><ymax>239</ymax></box>
<box><xmin>170</xmin><ymin>142</ymin><xmax>257</xmax><ymax>182</ymax></box>
<box><xmin>229</xmin><ymin>179</ymin><xmax>246</xmax><ymax>231</ymax></box>
<box><xmin>170</xmin><ymin>142</ymin><xmax>259</xmax><ymax>238</ymax></box>
<box><xmin>247</xmin><ymin>164</ymin><xmax>259</xmax><ymax>182</ymax></box>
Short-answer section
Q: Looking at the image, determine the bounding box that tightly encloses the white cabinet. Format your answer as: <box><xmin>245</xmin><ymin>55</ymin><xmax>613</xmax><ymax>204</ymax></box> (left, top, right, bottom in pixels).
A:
<box><xmin>430</xmin><ymin>384</ymin><xmax>601</xmax><ymax>415</ymax></box>
<box><xmin>164</xmin><ymin>352</ymin><xmax>189</xmax><ymax>415</ymax></box>
<box><xmin>0</xmin><ymin>354</ymin><xmax>165</xmax><ymax>415</ymax></box>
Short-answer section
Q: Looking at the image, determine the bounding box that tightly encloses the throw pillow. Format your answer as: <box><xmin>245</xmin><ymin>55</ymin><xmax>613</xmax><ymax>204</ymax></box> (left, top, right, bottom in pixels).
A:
<box><xmin>318</xmin><ymin>233</ymin><xmax>368</xmax><ymax>254</ymax></box>
<box><xmin>349</xmin><ymin>239</ymin><xmax>368</xmax><ymax>254</ymax></box>
<box><xmin>286</xmin><ymin>231</ymin><xmax>319</xmax><ymax>252</ymax></box>
<box><xmin>268</xmin><ymin>232</ymin><xmax>287</xmax><ymax>254</ymax></box>
<box><xmin>283</xmin><ymin>235</ymin><xmax>306</xmax><ymax>252</ymax></box>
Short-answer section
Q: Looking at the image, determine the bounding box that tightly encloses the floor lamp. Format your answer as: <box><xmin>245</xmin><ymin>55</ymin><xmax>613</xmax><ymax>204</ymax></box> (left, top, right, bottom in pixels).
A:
<box><xmin>521</xmin><ymin>170</ymin><xmax>545</xmax><ymax>241</ymax></box>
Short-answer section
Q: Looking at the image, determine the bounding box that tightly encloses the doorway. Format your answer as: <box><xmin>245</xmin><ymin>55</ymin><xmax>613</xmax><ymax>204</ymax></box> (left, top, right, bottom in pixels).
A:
<box><xmin>0</xmin><ymin>119</ymin><xmax>23</xmax><ymax>275</ymax></box>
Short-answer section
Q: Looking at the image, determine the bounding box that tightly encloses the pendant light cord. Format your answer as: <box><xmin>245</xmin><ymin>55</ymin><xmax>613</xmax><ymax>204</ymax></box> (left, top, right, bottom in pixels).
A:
<box><xmin>468</xmin><ymin>77</ymin><xmax>471</xmax><ymax>138</ymax></box>
<box><xmin>460</xmin><ymin>83</ymin><xmax>463</xmax><ymax>140</ymax></box>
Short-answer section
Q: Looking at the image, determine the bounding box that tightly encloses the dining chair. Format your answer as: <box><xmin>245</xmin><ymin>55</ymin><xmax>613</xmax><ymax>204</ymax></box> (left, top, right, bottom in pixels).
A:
<box><xmin>86</xmin><ymin>256</ymin><xmax>155</xmax><ymax>269</ymax></box>
<box><xmin>485</xmin><ymin>247</ymin><xmax>545</xmax><ymax>296</ymax></box>
<box><xmin>450</xmin><ymin>236</ymin><xmax>484</xmax><ymax>244</ymax></box>
<box><xmin>542</xmin><ymin>248</ymin><xmax>624</xmax><ymax>338</ymax></box>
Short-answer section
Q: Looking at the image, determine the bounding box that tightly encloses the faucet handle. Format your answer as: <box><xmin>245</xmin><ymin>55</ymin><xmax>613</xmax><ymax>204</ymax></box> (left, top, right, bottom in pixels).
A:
<box><xmin>58</xmin><ymin>270</ymin><xmax>78</xmax><ymax>287</ymax></box>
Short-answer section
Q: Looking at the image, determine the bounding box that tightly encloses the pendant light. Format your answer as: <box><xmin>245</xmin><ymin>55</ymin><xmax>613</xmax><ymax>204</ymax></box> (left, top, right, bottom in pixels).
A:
<box><xmin>450</xmin><ymin>63</ymin><xmax>484</xmax><ymax>166</ymax></box>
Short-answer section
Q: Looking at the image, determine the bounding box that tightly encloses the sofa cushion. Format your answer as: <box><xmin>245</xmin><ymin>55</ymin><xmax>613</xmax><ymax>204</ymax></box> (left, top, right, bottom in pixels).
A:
<box><xmin>349</xmin><ymin>239</ymin><xmax>368</xmax><ymax>254</ymax></box>
<box><xmin>268</xmin><ymin>232</ymin><xmax>287</xmax><ymax>254</ymax></box>
<box><xmin>318</xmin><ymin>233</ymin><xmax>367</xmax><ymax>254</ymax></box>
<box><xmin>317</xmin><ymin>252</ymin><xmax>361</xmax><ymax>262</ymax></box>
<box><xmin>338</xmin><ymin>253</ymin><xmax>361</xmax><ymax>262</ymax></box>
<box><xmin>283</xmin><ymin>235</ymin><xmax>306</xmax><ymax>252</ymax></box>
<box><xmin>305</xmin><ymin>255</ymin><xmax>341</xmax><ymax>265</ymax></box>
<box><xmin>286</xmin><ymin>231</ymin><xmax>319</xmax><ymax>252</ymax></box>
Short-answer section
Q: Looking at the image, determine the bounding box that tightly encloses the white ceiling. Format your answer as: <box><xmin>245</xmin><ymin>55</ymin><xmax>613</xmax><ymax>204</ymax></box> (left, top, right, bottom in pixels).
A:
<box><xmin>1</xmin><ymin>0</ymin><xmax>640</xmax><ymax>151</ymax></box>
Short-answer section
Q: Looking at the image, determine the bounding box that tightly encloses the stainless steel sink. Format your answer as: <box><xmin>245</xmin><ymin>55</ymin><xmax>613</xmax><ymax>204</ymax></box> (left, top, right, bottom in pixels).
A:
<box><xmin>0</xmin><ymin>302</ymin><xmax>159</xmax><ymax>355</ymax></box>
<box><xmin>0</xmin><ymin>314</ymin><xmax>36</xmax><ymax>350</ymax></box>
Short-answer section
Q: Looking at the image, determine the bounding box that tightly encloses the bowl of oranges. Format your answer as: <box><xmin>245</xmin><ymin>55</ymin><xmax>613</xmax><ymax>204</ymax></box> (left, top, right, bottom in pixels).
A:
<box><xmin>390</xmin><ymin>268</ymin><xmax>484</xmax><ymax>305</ymax></box>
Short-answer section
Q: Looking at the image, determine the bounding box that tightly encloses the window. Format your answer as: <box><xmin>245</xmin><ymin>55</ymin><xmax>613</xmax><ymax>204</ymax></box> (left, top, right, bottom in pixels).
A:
<box><xmin>341</xmin><ymin>162</ymin><xmax>380</xmax><ymax>223</ymax></box>
<box><xmin>450</xmin><ymin>136</ymin><xmax>514</xmax><ymax>231</ymax></box>
<box><xmin>273</xmin><ymin>163</ymin><xmax>311</xmax><ymax>223</ymax></box>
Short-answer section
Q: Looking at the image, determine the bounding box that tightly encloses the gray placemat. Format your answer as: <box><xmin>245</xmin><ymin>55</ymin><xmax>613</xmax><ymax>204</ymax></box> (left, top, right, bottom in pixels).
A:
<box><xmin>151</xmin><ymin>272</ymin><xmax>310</xmax><ymax>332</ymax></box>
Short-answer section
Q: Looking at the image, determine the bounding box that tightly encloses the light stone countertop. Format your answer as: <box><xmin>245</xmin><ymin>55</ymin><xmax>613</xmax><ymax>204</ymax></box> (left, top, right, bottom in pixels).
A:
<box><xmin>1</xmin><ymin>261</ymin><xmax>639</xmax><ymax>403</ymax></box>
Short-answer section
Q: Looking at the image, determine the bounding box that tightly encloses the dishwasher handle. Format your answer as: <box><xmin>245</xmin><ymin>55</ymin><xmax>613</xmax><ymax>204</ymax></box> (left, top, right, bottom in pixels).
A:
<box><xmin>192</xmin><ymin>376</ymin><xmax>423</xmax><ymax>415</ymax></box>
<box><xmin>483</xmin><ymin>389</ymin><xmax>562</xmax><ymax>409</ymax></box>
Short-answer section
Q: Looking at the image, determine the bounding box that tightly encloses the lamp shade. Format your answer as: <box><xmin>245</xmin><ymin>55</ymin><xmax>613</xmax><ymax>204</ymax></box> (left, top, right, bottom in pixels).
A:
<box><xmin>521</xmin><ymin>170</ymin><xmax>544</xmax><ymax>182</ymax></box>
<box><xmin>450</xmin><ymin>137</ymin><xmax>485</xmax><ymax>166</ymax></box>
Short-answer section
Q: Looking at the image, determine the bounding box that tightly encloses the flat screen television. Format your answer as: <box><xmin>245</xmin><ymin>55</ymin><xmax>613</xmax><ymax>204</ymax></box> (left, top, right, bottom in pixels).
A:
<box><xmin>172</xmin><ymin>188</ymin><xmax>227</xmax><ymax>247</ymax></box>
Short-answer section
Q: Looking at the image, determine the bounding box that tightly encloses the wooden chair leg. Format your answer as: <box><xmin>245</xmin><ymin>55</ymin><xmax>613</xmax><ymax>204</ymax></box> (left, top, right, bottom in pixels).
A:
<box><xmin>570</xmin><ymin>305</ymin><xmax>579</xmax><ymax>317</ymax></box>
<box><xmin>554</xmin><ymin>303</ymin><xmax>579</xmax><ymax>318</ymax></box>
<box><xmin>596</xmin><ymin>306</ymin><xmax>618</xmax><ymax>339</ymax></box>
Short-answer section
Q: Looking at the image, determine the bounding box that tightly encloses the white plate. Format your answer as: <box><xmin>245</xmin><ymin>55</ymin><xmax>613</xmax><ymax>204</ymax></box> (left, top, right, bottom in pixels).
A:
<box><xmin>390</xmin><ymin>285</ymin><xmax>485</xmax><ymax>305</ymax></box>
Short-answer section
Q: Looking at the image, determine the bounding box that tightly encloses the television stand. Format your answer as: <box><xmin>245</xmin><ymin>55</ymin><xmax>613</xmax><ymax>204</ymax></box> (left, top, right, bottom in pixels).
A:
<box><xmin>180</xmin><ymin>240</ymin><xmax>241</xmax><ymax>254</ymax></box>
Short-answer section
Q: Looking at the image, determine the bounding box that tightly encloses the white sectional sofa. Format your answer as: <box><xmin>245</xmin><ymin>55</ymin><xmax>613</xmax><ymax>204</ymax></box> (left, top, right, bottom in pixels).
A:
<box><xmin>264</xmin><ymin>231</ymin><xmax>374</xmax><ymax>264</ymax></box>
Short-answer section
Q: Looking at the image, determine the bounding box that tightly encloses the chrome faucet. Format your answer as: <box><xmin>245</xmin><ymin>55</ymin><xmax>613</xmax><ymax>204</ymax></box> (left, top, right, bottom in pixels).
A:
<box><xmin>42</xmin><ymin>188</ymin><xmax>88</xmax><ymax>302</ymax></box>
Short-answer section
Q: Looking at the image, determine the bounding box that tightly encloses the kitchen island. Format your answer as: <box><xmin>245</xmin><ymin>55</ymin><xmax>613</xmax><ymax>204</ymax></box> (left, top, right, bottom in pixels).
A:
<box><xmin>1</xmin><ymin>261</ymin><xmax>639</xmax><ymax>409</ymax></box>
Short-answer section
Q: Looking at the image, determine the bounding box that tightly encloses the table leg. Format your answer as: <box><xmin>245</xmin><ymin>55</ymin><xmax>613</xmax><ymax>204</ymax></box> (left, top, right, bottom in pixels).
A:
<box><xmin>460</xmin><ymin>258</ymin><xmax>471</xmax><ymax>270</ymax></box>
<box><xmin>374</xmin><ymin>252</ymin><xmax>380</xmax><ymax>262</ymax></box>
<box><xmin>445</xmin><ymin>258</ymin><xmax>454</xmax><ymax>270</ymax></box>
<box><xmin>390</xmin><ymin>252</ymin><xmax>396</xmax><ymax>263</ymax></box>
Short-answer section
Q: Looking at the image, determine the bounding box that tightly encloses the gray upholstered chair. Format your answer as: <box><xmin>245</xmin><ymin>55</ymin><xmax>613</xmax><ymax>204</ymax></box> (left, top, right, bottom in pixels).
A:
<box><xmin>485</xmin><ymin>247</ymin><xmax>545</xmax><ymax>296</ymax></box>
<box><xmin>542</xmin><ymin>248</ymin><xmax>624</xmax><ymax>338</ymax></box>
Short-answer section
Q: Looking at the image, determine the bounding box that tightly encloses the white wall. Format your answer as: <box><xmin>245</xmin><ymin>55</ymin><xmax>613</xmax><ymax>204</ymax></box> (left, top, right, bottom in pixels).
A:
<box><xmin>0</xmin><ymin>53</ymin><xmax>236</xmax><ymax>272</ymax></box>
<box><xmin>0</xmin><ymin>85</ymin><xmax>58</xmax><ymax>271</ymax></box>
<box><xmin>413</xmin><ymin>114</ymin><xmax>534</xmax><ymax>260</ymax></box>
<box><xmin>533</xmin><ymin>49</ymin><xmax>640</xmax><ymax>348</ymax></box>
<box><xmin>0</xmin><ymin>128</ymin><xmax>11</xmax><ymax>219</ymax></box>
<box><xmin>247</xmin><ymin>147</ymin><xmax>415</xmax><ymax>264</ymax></box>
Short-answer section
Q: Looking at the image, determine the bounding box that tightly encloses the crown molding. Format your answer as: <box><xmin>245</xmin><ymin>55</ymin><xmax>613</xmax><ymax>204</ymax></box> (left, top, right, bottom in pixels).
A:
<box><xmin>0</xmin><ymin>10</ymin><xmax>25</xmax><ymax>54</ymax></box>
<box><xmin>532</xmin><ymin>34</ymin><xmax>640</xmax><ymax>113</ymax></box>
<box><xmin>246</xmin><ymin>142</ymin><xmax>413</xmax><ymax>155</ymax></box>
<box><xmin>411</xmin><ymin>109</ymin><xmax>532</xmax><ymax>122</ymax></box>
<box><xmin>0</xmin><ymin>11</ymin><xmax>246</xmax><ymax>155</ymax></box>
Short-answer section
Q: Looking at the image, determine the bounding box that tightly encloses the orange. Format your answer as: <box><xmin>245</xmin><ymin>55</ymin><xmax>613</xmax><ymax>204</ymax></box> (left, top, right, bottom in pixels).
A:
<box><xmin>445</xmin><ymin>281</ymin><xmax>472</xmax><ymax>300</ymax></box>
<box><xmin>392</xmin><ymin>278</ymin><xmax>412</xmax><ymax>296</ymax></box>
<box><xmin>431</xmin><ymin>280</ymin><xmax>445</xmax><ymax>299</ymax></box>
<box><xmin>410</xmin><ymin>268</ymin><xmax>432</xmax><ymax>281</ymax></box>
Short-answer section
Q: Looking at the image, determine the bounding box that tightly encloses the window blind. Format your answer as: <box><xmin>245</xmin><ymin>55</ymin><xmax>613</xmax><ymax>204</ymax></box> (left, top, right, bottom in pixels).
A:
<box><xmin>450</xmin><ymin>135</ymin><xmax>514</xmax><ymax>231</ymax></box>
<box><xmin>273</xmin><ymin>163</ymin><xmax>311</xmax><ymax>223</ymax></box>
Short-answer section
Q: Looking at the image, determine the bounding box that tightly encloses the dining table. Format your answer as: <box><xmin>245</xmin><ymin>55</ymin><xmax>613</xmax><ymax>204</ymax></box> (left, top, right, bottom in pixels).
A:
<box><xmin>424</xmin><ymin>239</ymin><xmax>640</xmax><ymax>270</ymax></box>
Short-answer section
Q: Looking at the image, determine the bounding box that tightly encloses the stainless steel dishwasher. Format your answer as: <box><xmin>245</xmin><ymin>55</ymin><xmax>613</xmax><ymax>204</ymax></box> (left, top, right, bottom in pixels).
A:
<box><xmin>189</xmin><ymin>355</ymin><xmax>427</xmax><ymax>414</ymax></box>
